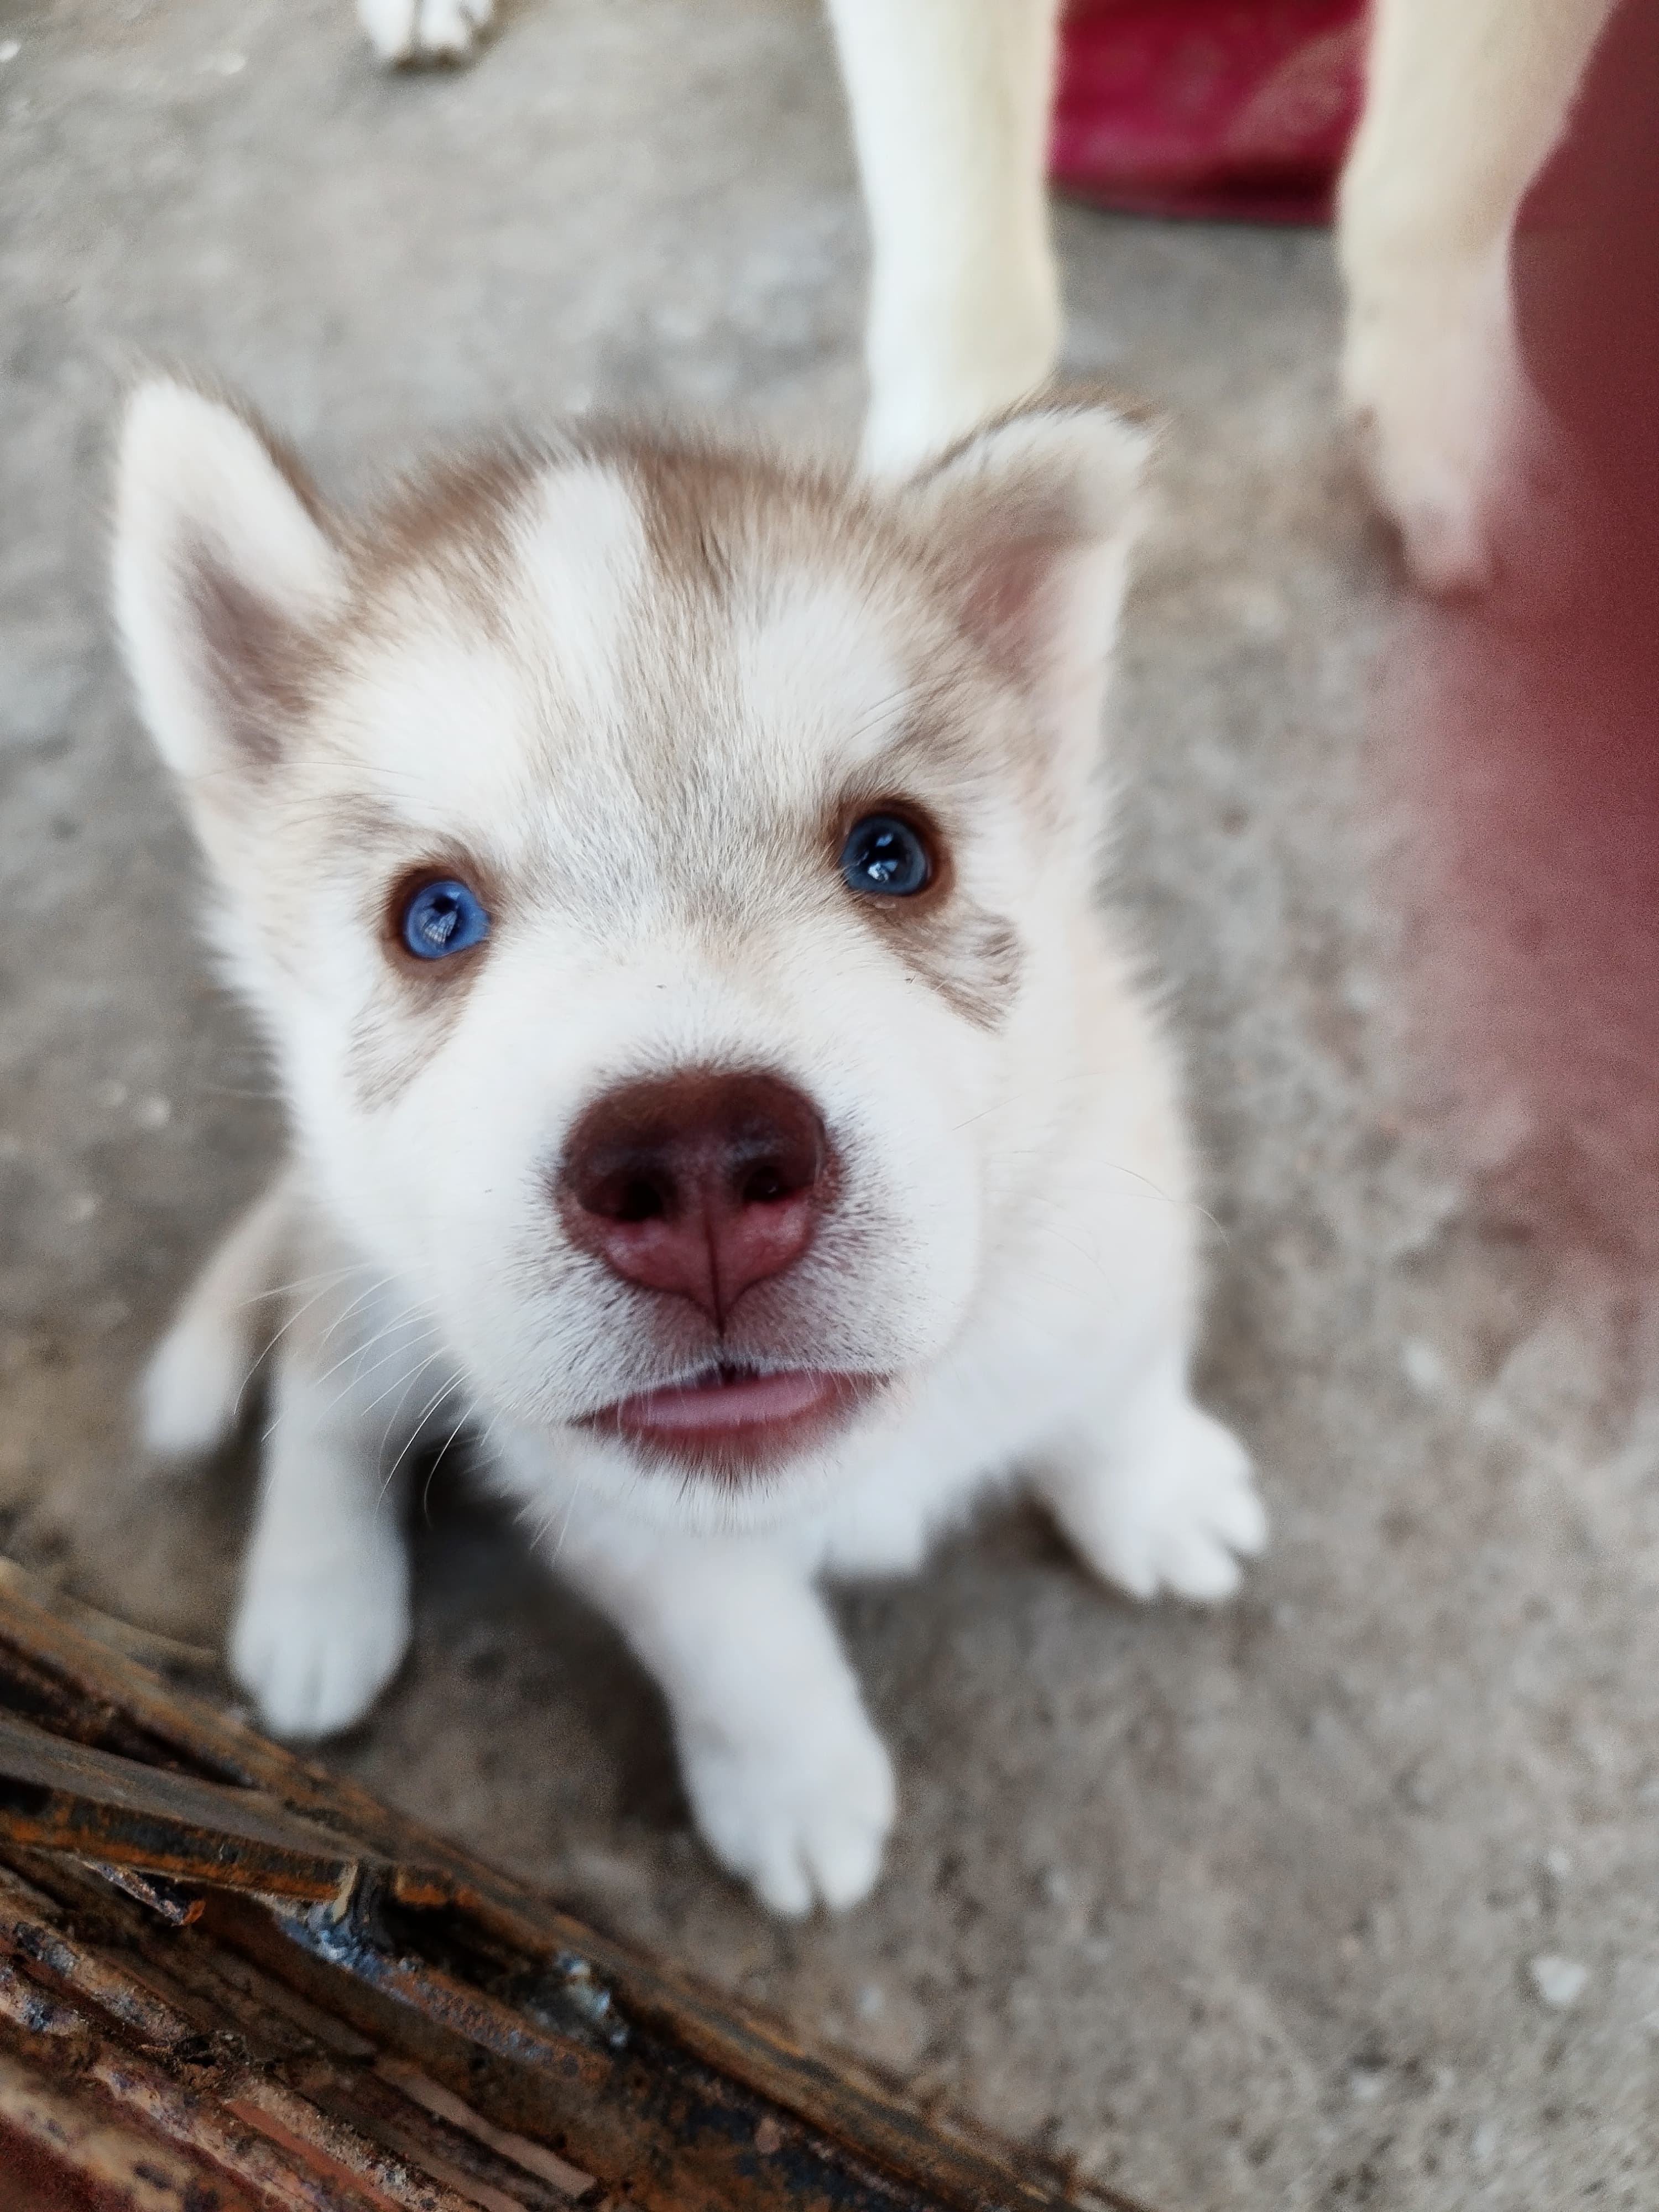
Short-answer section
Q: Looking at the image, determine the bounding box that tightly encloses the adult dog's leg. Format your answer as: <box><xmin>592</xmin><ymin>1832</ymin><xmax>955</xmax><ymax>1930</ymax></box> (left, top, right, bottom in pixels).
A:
<box><xmin>826</xmin><ymin>0</ymin><xmax>1063</xmax><ymax>475</ymax></box>
<box><xmin>1338</xmin><ymin>0</ymin><xmax>1615</xmax><ymax>591</ymax></box>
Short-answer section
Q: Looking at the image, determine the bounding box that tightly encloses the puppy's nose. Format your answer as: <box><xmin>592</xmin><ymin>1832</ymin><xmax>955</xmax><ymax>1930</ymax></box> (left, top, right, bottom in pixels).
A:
<box><xmin>559</xmin><ymin>1071</ymin><xmax>831</xmax><ymax>1324</ymax></box>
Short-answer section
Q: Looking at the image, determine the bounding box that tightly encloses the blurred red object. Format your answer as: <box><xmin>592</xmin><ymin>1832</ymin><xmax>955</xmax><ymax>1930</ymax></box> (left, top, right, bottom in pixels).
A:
<box><xmin>1051</xmin><ymin>0</ymin><xmax>1366</xmax><ymax>223</ymax></box>
<box><xmin>1379</xmin><ymin>0</ymin><xmax>1659</xmax><ymax>1270</ymax></box>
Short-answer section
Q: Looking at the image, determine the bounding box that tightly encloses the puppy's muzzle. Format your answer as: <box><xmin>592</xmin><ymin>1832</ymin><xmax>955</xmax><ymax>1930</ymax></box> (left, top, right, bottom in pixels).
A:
<box><xmin>558</xmin><ymin>1070</ymin><xmax>835</xmax><ymax>1327</ymax></box>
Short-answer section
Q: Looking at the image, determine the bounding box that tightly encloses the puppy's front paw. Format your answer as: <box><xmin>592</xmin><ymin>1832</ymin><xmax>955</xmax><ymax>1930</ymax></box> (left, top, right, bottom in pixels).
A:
<box><xmin>357</xmin><ymin>0</ymin><xmax>493</xmax><ymax>65</ymax></box>
<box><xmin>230</xmin><ymin>1526</ymin><xmax>410</xmax><ymax>1741</ymax></box>
<box><xmin>679</xmin><ymin>1708</ymin><xmax>896</xmax><ymax>1918</ymax></box>
<box><xmin>1051</xmin><ymin>1404</ymin><xmax>1267</xmax><ymax>1605</ymax></box>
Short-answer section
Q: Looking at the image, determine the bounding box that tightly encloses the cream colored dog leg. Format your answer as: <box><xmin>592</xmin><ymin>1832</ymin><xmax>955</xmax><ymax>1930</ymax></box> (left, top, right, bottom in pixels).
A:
<box><xmin>826</xmin><ymin>0</ymin><xmax>1064</xmax><ymax>475</ymax></box>
<box><xmin>555</xmin><ymin>1521</ymin><xmax>895</xmax><ymax>1917</ymax></box>
<box><xmin>228</xmin><ymin>1285</ymin><xmax>429</xmax><ymax>1742</ymax></box>
<box><xmin>1338</xmin><ymin>0</ymin><xmax>1615</xmax><ymax>590</ymax></box>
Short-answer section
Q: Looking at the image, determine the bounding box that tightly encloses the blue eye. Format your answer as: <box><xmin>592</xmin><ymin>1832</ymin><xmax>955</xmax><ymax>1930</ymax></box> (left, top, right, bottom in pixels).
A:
<box><xmin>401</xmin><ymin>878</ymin><xmax>490</xmax><ymax>961</ymax></box>
<box><xmin>839</xmin><ymin>813</ymin><xmax>932</xmax><ymax>898</ymax></box>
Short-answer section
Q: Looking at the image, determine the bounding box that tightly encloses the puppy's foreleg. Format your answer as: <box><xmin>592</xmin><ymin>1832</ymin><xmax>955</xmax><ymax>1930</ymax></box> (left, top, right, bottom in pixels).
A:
<box><xmin>826</xmin><ymin>0</ymin><xmax>1063</xmax><ymax>475</ymax></box>
<box><xmin>1338</xmin><ymin>0</ymin><xmax>1615</xmax><ymax>590</ymax></box>
<box><xmin>559</xmin><ymin>1525</ymin><xmax>894</xmax><ymax>1916</ymax></box>
<box><xmin>229</xmin><ymin>1295</ymin><xmax>433</xmax><ymax>1741</ymax></box>
<box><xmin>1038</xmin><ymin>1352</ymin><xmax>1266</xmax><ymax>1604</ymax></box>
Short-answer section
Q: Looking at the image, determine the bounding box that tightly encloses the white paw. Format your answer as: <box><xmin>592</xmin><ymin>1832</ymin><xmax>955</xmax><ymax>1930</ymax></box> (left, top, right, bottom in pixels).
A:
<box><xmin>678</xmin><ymin>1707</ymin><xmax>896</xmax><ymax>1918</ymax></box>
<box><xmin>140</xmin><ymin>1310</ymin><xmax>249</xmax><ymax>1461</ymax></box>
<box><xmin>357</xmin><ymin>0</ymin><xmax>493</xmax><ymax>65</ymax></box>
<box><xmin>1341</xmin><ymin>242</ymin><xmax>1520</xmax><ymax>594</ymax></box>
<box><xmin>1055</xmin><ymin>1405</ymin><xmax>1267</xmax><ymax>1605</ymax></box>
<box><xmin>230</xmin><ymin>1525</ymin><xmax>410</xmax><ymax>1741</ymax></box>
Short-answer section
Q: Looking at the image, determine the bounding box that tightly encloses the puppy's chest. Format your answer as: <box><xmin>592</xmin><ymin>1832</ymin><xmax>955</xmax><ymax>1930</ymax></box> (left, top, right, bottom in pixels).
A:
<box><xmin>805</xmin><ymin>1321</ymin><xmax>1099</xmax><ymax>1578</ymax></box>
<box><xmin>807</xmin><ymin>1185</ymin><xmax>1187</xmax><ymax>1578</ymax></box>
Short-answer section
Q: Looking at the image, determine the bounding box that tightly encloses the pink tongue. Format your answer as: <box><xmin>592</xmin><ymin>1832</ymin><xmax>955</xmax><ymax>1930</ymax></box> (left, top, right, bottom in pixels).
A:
<box><xmin>621</xmin><ymin>1370</ymin><xmax>833</xmax><ymax>1432</ymax></box>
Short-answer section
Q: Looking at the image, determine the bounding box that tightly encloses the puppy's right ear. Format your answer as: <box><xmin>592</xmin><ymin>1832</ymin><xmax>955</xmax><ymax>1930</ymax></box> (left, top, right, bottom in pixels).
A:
<box><xmin>113</xmin><ymin>380</ymin><xmax>346</xmax><ymax>787</ymax></box>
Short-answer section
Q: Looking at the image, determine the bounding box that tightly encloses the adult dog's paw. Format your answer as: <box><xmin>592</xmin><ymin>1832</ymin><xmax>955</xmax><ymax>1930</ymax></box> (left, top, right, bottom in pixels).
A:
<box><xmin>1341</xmin><ymin>244</ymin><xmax>1520</xmax><ymax>596</ymax></box>
<box><xmin>357</xmin><ymin>0</ymin><xmax>493</xmax><ymax>65</ymax></box>
<box><xmin>679</xmin><ymin>1705</ymin><xmax>896</xmax><ymax>1918</ymax></box>
<box><xmin>230</xmin><ymin>1528</ymin><xmax>410</xmax><ymax>1741</ymax></box>
<box><xmin>1055</xmin><ymin>1404</ymin><xmax>1267</xmax><ymax>1605</ymax></box>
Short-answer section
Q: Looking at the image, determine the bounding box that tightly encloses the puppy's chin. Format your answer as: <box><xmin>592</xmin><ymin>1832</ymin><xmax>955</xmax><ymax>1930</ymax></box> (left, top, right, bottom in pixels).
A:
<box><xmin>579</xmin><ymin>1365</ymin><xmax>887</xmax><ymax>1489</ymax></box>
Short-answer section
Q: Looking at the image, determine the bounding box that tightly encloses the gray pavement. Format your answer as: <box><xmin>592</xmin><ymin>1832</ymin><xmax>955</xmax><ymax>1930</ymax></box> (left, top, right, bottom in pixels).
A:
<box><xmin>2</xmin><ymin>3</ymin><xmax>1655</xmax><ymax>2206</ymax></box>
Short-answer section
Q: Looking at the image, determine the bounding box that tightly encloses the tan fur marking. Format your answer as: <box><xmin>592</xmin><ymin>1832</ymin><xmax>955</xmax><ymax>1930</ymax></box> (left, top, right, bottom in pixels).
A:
<box><xmin>348</xmin><ymin>442</ymin><xmax>550</xmax><ymax>634</ymax></box>
<box><xmin>188</xmin><ymin>551</ymin><xmax>324</xmax><ymax>770</ymax></box>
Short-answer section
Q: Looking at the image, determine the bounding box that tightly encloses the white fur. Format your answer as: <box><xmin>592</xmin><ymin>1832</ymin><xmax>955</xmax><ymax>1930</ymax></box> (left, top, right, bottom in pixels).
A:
<box><xmin>1338</xmin><ymin>0</ymin><xmax>1616</xmax><ymax>590</ymax></box>
<box><xmin>113</xmin><ymin>384</ymin><xmax>346</xmax><ymax>785</ymax></box>
<box><xmin>358</xmin><ymin>0</ymin><xmax>493</xmax><ymax>65</ymax></box>
<box><xmin>119</xmin><ymin>381</ymin><xmax>1264</xmax><ymax>1908</ymax></box>
<box><xmin>833</xmin><ymin>0</ymin><xmax>1611</xmax><ymax>580</ymax></box>
<box><xmin>827</xmin><ymin>0</ymin><xmax>1612</xmax><ymax>580</ymax></box>
<box><xmin>1041</xmin><ymin>1355</ymin><xmax>1266</xmax><ymax>1603</ymax></box>
<box><xmin>143</xmin><ymin>1171</ymin><xmax>295</xmax><ymax>1459</ymax></box>
<box><xmin>563</xmin><ymin>1521</ymin><xmax>897</xmax><ymax>1916</ymax></box>
<box><xmin>229</xmin><ymin>1348</ymin><xmax>416</xmax><ymax>1741</ymax></box>
<box><xmin>346</xmin><ymin>0</ymin><xmax>1611</xmax><ymax>583</ymax></box>
<box><xmin>822</xmin><ymin>0</ymin><xmax>1065</xmax><ymax>475</ymax></box>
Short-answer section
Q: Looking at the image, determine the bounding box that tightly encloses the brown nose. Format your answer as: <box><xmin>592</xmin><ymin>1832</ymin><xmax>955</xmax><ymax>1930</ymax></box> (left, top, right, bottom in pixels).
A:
<box><xmin>558</xmin><ymin>1071</ymin><xmax>832</xmax><ymax>1325</ymax></box>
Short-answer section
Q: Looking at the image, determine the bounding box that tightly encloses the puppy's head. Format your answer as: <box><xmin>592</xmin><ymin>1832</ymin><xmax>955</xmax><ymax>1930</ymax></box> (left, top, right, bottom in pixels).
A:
<box><xmin>114</xmin><ymin>380</ymin><xmax>1149</xmax><ymax>1525</ymax></box>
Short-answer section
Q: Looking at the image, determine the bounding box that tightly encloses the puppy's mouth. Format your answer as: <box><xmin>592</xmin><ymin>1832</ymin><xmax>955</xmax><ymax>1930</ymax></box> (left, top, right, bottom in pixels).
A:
<box><xmin>582</xmin><ymin>1363</ymin><xmax>880</xmax><ymax>1478</ymax></box>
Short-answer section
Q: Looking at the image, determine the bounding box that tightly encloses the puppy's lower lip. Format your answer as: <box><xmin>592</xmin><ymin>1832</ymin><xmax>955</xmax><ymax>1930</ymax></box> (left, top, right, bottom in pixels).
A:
<box><xmin>620</xmin><ymin>1368</ymin><xmax>839</xmax><ymax>1432</ymax></box>
<box><xmin>588</xmin><ymin>1366</ymin><xmax>877</xmax><ymax>1473</ymax></box>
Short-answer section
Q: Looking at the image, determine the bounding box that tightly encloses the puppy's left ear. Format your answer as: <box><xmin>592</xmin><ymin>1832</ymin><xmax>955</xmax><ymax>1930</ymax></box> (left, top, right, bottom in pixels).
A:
<box><xmin>112</xmin><ymin>378</ymin><xmax>347</xmax><ymax>799</ymax></box>
<box><xmin>899</xmin><ymin>397</ymin><xmax>1154</xmax><ymax>782</ymax></box>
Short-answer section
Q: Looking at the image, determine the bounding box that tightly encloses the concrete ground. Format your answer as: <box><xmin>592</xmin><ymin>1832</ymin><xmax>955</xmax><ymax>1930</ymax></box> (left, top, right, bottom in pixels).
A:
<box><xmin>3</xmin><ymin>3</ymin><xmax>1656</xmax><ymax>2206</ymax></box>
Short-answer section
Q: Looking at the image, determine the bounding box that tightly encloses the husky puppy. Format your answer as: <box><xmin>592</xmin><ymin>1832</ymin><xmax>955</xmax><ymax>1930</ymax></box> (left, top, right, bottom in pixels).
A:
<box><xmin>115</xmin><ymin>380</ymin><xmax>1266</xmax><ymax>1914</ymax></box>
